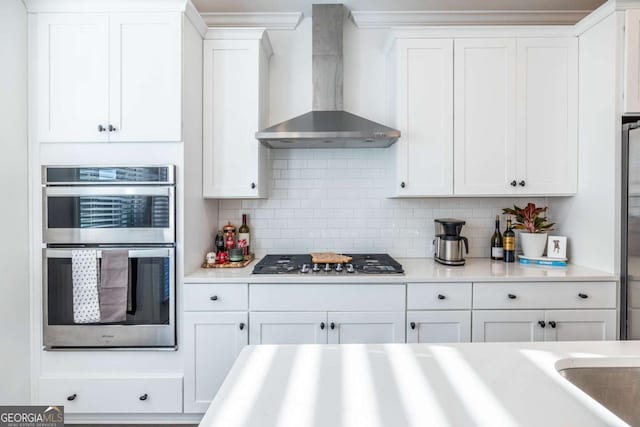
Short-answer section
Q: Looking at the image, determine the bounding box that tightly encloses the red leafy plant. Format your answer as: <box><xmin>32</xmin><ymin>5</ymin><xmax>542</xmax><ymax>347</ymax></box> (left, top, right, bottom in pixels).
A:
<box><xmin>502</xmin><ymin>203</ymin><xmax>554</xmax><ymax>234</ymax></box>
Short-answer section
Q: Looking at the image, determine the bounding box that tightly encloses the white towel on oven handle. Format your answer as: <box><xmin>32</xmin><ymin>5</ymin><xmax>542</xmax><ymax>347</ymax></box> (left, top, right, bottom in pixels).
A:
<box><xmin>72</xmin><ymin>249</ymin><xmax>101</xmax><ymax>324</ymax></box>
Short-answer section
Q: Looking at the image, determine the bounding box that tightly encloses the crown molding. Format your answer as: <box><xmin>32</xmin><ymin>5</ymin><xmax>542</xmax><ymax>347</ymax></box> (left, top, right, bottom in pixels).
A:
<box><xmin>24</xmin><ymin>0</ymin><xmax>189</xmax><ymax>13</ymax></box>
<box><xmin>200</xmin><ymin>12</ymin><xmax>303</xmax><ymax>30</ymax></box>
<box><xmin>350</xmin><ymin>10</ymin><xmax>591</xmax><ymax>29</ymax></box>
<box><xmin>184</xmin><ymin>1</ymin><xmax>207</xmax><ymax>38</ymax></box>
<box><xmin>572</xmin><ymin>0</ymin><xmax>640</xmax><ymax>35</ymax></box>
<box><xmin>387</xmin><ymin>25</ymin><xmax>576</xmax><ymax>39</ymax></box>
<box><xmin>383</xmin><ymin>24</ymin><xmax>577</xmax><ymax>53</ymax></box>
<box><xmin>204</xmin><ymin>28</ymin><xmax>273</xmax><ymax>57</ymax></box>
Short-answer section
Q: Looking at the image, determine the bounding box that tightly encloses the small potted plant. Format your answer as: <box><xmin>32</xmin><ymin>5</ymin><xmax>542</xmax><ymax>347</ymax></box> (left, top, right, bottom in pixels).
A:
<box><xmin>502</xmin><ymin>203</ymin><xmax>554</xmax><ymax>258</ymax></box>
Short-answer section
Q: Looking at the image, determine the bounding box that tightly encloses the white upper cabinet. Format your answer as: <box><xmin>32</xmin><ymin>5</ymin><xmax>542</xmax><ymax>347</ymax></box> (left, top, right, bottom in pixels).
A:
<box><xmin>452</xmin><ymin>37</ymin><xmax>577</xmax><ymax>196</ymax></box>
<box><xmin>35</xmin><ymin>13</ymin><xmax>182</xmax><ymax>143</ymax></box>
<box><xmin>625</xmin><ymin>10</ymin><xmax>640</xmax><ymax>113</ymax></box>
<box><xmin>36</xmin><ymin>14</ymin><xmax>110</xmax><ymax>142</ymax></box>
<box><xmin>454</xmin><ymin>38</ymin><xmax>518</xmax><ymax>196</ymax></box>
<box><xmin>203</xmin><ymin>31</ymin><xmax>271</xmax><ymax>199</ymax></box>
<box><xmin>387</xmin><ymin>39</ymin><xmax>454</xmax><ymax>197</ymax></box>
<box><xmin>108</xmin><ymin>14</ymin><xmax>181</xmax><ymax>142</ymax></box>
<box><xmin>516</xmin><ymin>38</ymin><xmax>578</xmax><ymax>195</ymax></box>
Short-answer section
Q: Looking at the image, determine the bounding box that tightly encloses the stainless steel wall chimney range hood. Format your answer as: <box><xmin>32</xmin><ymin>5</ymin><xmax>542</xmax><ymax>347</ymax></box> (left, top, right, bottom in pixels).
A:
<box><xmin>255</xmin><ymin>4</ymin><xmax>400</xmax><ymax>149</ymax></box>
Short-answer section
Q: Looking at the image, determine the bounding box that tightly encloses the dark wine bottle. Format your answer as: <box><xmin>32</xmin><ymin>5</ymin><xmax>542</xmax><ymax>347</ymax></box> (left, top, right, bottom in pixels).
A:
<box><xmin>214</xmin><ymin>231</ymin><xmax>225</xmax><ymax>253</ymax></box>
<box><xmin>238</xmin><ymin>214</ymin><xmax>250</xmax><ymax>256</ymax></box>
<box><xmin>490</xmin><ymin>215</ymin><xmax>504</xmax><ymax>260</ymax></box>
<box><xmin>503</xmin><ymin>216</ymin><xmax>516</xmax><ymax>263</ymax></box>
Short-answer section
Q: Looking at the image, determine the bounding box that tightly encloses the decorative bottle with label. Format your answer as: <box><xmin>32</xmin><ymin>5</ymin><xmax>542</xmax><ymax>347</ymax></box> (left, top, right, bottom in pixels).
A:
<box><xmin>503</xmin><ymin>215</ymin><xmax>516</xmax><ymax>263</ymax></box>
<box><xmin>238</xmin><ymin>214</ymin><xmax>251</xmax><ymax>256</ymax></box>
<box><xmin>490</xmin><ymin>215</ymin><xmax>504</xmax><ymax>260</ymax></box>
<box><xmin>223</xmin><ymin>222</ymin><xmax>236</xmax><ymax>251</ymax></box>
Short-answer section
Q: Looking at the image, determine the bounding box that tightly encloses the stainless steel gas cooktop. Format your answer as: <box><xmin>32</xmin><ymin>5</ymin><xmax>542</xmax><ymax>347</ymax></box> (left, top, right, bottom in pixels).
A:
<box><xmin>252</xmin><ymin>254</ymin><xmax>404</xmax><ymax>275</ymax></box>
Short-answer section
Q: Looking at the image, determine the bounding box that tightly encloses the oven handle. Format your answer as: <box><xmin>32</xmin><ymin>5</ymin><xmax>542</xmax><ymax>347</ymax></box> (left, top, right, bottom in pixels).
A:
<box><xmin>45</xmin><ymin>248</ymin><xmax>173</xmax><ymax>259</ymax></box>
<box><xmin>44</xmin><ymin>186</ymin><xmax>173</xmax><ymax>197</ymax></box>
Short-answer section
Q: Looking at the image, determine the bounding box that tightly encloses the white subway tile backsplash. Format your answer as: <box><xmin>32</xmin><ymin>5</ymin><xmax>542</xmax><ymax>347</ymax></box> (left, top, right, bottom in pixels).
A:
<box><xmin>217</xmin><ymin>149</ymin><xmax>548</xmax><ymax>258</ymax></box>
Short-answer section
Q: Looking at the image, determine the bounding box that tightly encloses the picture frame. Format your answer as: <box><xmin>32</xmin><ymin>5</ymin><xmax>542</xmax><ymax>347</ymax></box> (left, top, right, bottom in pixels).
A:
<box><xmin>547</xmin><ymin>235</ymin><xmax>567</xmax><ymax>259</ymax></box>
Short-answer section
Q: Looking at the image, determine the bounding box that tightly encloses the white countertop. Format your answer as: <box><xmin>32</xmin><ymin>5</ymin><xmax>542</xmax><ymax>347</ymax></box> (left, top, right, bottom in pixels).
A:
<box><xmin>184</xmin><ymin>257</ymin><xmax>616</xmax><ymax>284</ymax></box>
<box><xmin>199</xmin><ymin>341</ymin><xmax>640</xmax><ymax>427</ymax></box>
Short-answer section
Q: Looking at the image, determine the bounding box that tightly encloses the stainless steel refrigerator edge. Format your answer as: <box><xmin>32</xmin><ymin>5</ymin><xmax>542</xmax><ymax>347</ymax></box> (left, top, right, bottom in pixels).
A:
<box><xmin>621</xmin><ymin>119</ymin><xmax>640</xmax><ymax>340</ymax></box>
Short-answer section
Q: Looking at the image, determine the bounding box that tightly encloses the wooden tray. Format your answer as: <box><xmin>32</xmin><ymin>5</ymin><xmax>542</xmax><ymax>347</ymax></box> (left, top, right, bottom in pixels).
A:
<box><xmin>202</xmin><ymin>253</ymin><xmax>255</xmax><ymax>269</ymax></box>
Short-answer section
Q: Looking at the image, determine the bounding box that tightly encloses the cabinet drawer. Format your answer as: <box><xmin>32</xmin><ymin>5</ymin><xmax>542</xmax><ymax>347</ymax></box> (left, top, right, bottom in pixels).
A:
<box><xmin>407</xmin><ymin>283</ymin><xmax>471</xmax><ymax>310</ymax></box>
<box><xmin>183</xmin><ymin>284</ymin><xmax>248</xmax><ymax>311</ymax></box>
<box><xmin>473</xmin><ymin>282</ymin><xmax>616</xmax><ymax>309</ymax></box>
<box><xmin>250</xmin><ymin>284</ymin><xmax>405</xmax><ymax>311</ymax></box>
<box><xmin>38</xmin><ymin>376</ymin><xmax>182</xmax><ymax>413</ymax></box>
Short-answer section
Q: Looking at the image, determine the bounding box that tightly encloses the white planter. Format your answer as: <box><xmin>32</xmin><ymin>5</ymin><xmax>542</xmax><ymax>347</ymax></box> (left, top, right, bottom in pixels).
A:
<box><xmin>520</xmin><ymin>232</ymin><xmax>548</xmax><ymax>258</ymax></box>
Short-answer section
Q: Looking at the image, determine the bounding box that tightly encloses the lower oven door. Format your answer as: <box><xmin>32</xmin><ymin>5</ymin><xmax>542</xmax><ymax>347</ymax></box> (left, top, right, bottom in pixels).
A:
<box><xmin>43</xmin><ymin>247</ymin><xmax>175</xmax><ymax>349</ymax></box>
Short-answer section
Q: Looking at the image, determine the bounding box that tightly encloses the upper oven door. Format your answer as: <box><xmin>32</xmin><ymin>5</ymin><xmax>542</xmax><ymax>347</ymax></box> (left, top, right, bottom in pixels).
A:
<box><xmin>43</xmin><ymin>185</ymin><xmax>175</xmax><ymax>244</ymax></box>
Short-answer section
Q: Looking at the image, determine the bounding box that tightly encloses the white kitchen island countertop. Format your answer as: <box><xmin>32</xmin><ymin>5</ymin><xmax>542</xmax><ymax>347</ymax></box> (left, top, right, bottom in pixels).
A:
<box><xmin>184</xmin><ymin>257</ymin><xmax>616</xmax><ymax>284</ymax></box>
<box><xmin>199</xmin><ymin>341</ymin><xmax>640</xmax><ymax>427</ymax></box>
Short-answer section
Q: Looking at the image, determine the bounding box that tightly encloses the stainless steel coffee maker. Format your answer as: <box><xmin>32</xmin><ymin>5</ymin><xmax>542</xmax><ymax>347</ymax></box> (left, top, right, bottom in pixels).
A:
<box><xmin>433</xmin><ymin>218</ymin><xmax>469</xmax><ymax>266</ymax></box>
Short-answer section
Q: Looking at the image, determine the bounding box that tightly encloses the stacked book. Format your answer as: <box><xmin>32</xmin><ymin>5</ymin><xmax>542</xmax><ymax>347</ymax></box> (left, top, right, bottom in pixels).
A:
<box><xmin>518</xmin><ymin>255</ymin><xmax>567</xmax><ymax>267</ymax></box>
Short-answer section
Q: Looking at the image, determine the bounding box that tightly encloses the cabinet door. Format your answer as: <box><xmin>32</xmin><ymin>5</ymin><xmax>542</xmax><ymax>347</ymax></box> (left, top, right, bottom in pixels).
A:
<box><xmin>472</xmin><ymin>310</ymin><xmax>544</xmax><ymax>342</ymax></box>
<box><xmin>516</xmin><ymin>38</ymin><xmax>578</xmax><ymax>195</ymax></box>
<box><xmin>327</xmin><ymin>311</ymin><xmax>405</xmax><ymax>344</ymax></box>
<box><xmin>203</xmin><ymin>39</ymin><xmax>266</xmax><ymax>198</ymax></box>
<box><xmin>183</xmin><ymin>312</ymin><xmax>248</xmax><ymax>413</ymax></box>
<box><xmin>36</xmin><ymin>14</ymin><xmax>109</xmax><ymax>142</ymax></box>
<box><xmin>454</xmin><ymin>39</ymin><xmax>517</xmax><ymax>195</ymax></box>
<box><xmin>108</xmin><ymin>14</ymin><xmax>181</xmax><ymax>142</ymax></box>
<box><xmin>625</xmin><ymin>10</ymin><xmax>640</xmax><ymax>113</ymax></box>
<box><xmin>390</xmin><ymin>39</ymin><xmax>453</xmax><ymax>196</ymax></box>
<box><xmin>544</xmin><ymin>310</ymin><xmax>616</xmax><ymax>342</ymax></box>
<box><xmin>249</xmin><ymin>312</ymin><xmax>327</xmax><ymax>345</ymax></box>
<box><xmin>407</xmin><ymin>310</ymin><xmax>471</xmax><ymax>343</ymax></box>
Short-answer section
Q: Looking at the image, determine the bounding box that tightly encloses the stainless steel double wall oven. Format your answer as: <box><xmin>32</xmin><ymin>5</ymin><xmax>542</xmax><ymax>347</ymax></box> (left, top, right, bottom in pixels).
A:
<box><xmin>42</xmin><ymin>166</ymin><xmax>176</xmax><ymax>349</ymax></box>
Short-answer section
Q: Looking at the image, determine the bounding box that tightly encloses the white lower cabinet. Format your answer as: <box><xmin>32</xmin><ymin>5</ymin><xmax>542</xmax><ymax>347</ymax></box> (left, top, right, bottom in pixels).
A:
<box><xmin>473</xmin><ymin>310</ymin><xmax>545</xmax><ymax>342</ymax></box>
<box><xmin>543</xmin><ymin>310</ymin><xmax>616</xmax><ymax>341</ymax></box>
<box><xmin>472</xmin><ymin>281</ymin><xmax>617</xmax><ymax>342</ymax></box>
<box><xmin>407</xmin><ymin>310</ymin><xmax>471</xmax><ymax>343</ymax></box>
<box><xmin>38</xmin><ymin>377</ymin><xmax>182</xmax><ymax>413</ymax></box>
<box><xmin>473</xmin><ymin>309</ymin><xmax>617</xmax><ymax>342</ymax></box>
<box><xmin>250</xmin><ymin>312</ymin><xmax>328</xmax><ymax>344</ymax></box>
<box><xmin>328</xmin><ymin>311</ymin><xmax>405</xmax><ymax>344</ymax></box>
<box><xmin>249</xmin><ymin>311</ymin><xmax>405</xmax><ymax>345</ymax></box>
<box><xmin>183</xmin><ymin>311</ymin><xmax>248</xmax><ymax>413</ymax></box>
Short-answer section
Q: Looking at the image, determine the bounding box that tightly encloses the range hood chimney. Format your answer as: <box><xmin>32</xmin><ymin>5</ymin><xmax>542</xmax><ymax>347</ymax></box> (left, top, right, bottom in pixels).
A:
<box><xmin>255</xmin><ymin>4</ymin><xmax>401</xmax><ymax>149</ymax></box>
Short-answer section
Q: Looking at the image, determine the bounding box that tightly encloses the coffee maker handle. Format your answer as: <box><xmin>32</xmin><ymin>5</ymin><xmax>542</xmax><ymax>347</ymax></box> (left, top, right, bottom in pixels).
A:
<box><xmin>461</xmin><ymin>236</ymin><xmax>469</xmax><ymax>254</ymax></box>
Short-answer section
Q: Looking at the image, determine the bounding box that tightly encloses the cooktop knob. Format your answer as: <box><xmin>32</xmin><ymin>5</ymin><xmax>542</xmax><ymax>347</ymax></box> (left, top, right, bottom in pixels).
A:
<box><xmin>335</xmin><ymin>263</ymin><xmax>343</xmax><ymax>272</ymax></box>
<box><xmin>324</xmin><ymin>263</ymin><xmax>332</xmax><ymax>272</ymax></box>
<box><xmin>312</xmin><ymin>263</ymin><xmax>320</xmax><ymax>272</ymax></box>
<box><xmin>346</xmin><ymin>264</ymin><xmax>355</xmax><ymax>273</ymax></box>
<box><xmin>300</xmin><ymin>264</ymin><xmax>310</xmax><ymax>273</ymax></box>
